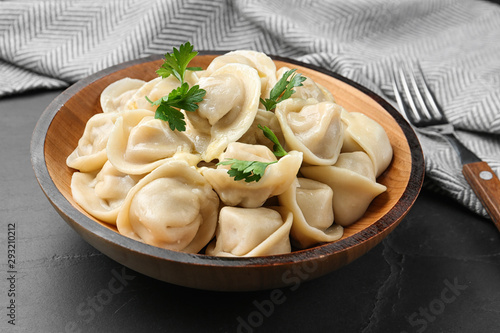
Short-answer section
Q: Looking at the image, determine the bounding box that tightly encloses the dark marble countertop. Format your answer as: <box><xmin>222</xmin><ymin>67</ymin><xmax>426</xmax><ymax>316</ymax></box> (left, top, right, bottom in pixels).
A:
<box><xmin>1</xmin><ymin>89</ymin><xmax>499</xmax><ymax>333</ymax></box>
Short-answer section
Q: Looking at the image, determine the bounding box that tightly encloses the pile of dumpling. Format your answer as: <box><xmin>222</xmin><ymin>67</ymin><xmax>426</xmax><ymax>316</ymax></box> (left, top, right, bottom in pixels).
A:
<box><xmin>67</xmin><ymin>50</ymin><xmax>393</xmax><ymax>257</ymax></box>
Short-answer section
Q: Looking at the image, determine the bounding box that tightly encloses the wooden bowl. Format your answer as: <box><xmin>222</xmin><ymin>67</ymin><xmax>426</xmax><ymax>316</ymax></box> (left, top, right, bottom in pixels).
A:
<box><xmin>31</xmin><ymin>53</ymin><xmax>424</xmax><ymax>291</ymax></box>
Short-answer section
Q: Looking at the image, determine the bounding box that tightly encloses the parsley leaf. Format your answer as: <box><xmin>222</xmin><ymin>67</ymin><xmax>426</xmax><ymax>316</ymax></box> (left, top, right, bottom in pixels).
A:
<box><xmin>217</xmin><ymin>126</ymin><xmax>287</xmax><ymax>182</ymax></box>
<box><xmin>156</xmin><ymin>42</ymin><xmax>203</xmax><ymax>83</ymax></box>
<box><xmin>257</xmin><ymin>124</ymin><xmax>287</xmax><ymax>157</ymax></box>
<box><xmin>260</xmin><ymin>69</ymin><xmax>306</xmax><ymax>111</ymax></box>
<box><xmin>146</xmin><ymin>42</ymin><xmax>207</xmax><ymax>131</ymax></box>
<box><xmin>217</xmin><ymin>159</ymin><xmax>278</xmax><ymax>183</ymax></box>
<box><xmin>146</xmin><ymin>83</ymin><xmax>206</xmax><ymax>132</ymax></box>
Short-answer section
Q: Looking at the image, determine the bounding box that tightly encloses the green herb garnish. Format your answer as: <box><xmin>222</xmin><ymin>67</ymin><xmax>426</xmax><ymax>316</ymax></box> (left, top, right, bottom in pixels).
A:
<box><xmin>257</xmin><ymin>124</ymin><xmax>287</xmax><ymax>157</ymax></box>
<box><xmin>260</xmin><ymin>69</ymin><xmax>306</xmax><ymax>111</ymax></box>
<box><xmin>156</xmin><ymin>42</ymin><xmax>202</xmax><ymax>83</ymax></box>
<box><xmin>217</xmin><ymin>125</ymin><xmax>288</xmax><ymax>182</ymax></box>
<box><xmin>217</xmin><ymin>159</ymin><xmax>278</xmax><ymax>183</ymax></box>
<box><xmin>146</xmin><ymin>42</ymin><xmax>205</xmax><ymax>131</ymax></box>
<box><xmin>145</xmin><ymin>83</ymin><xmax>206</xmax><ymax>132</ymax></box>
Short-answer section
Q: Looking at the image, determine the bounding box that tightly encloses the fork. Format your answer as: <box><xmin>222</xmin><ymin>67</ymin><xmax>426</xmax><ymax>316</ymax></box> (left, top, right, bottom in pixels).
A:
<box><xmin>392</xmin><ymin>64</ymin><xmax>500</xmax><ymax>229</ymax></box>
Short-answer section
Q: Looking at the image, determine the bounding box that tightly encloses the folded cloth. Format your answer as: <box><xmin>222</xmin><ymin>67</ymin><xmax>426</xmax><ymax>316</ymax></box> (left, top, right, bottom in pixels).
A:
<box><xmin>1</xmin><ymin>0</ymin><xmax>499</xmax><ymax>218</ymax></box>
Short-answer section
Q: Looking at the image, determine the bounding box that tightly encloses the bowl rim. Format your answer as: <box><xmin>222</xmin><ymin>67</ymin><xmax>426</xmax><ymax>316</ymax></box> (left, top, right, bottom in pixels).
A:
<box><xmin>31</xmin><ymin>52</ymin><xmax>424</xmax><ymax>268</ymax></box>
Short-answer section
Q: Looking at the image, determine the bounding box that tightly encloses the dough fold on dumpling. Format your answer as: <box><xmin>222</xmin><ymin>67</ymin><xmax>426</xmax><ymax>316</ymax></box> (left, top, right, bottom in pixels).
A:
<box><xmin>341</xmin><ymin>110</ymin><xmax>393</xmax><ymax>177</ymax></box>
<box><xmin>276</xmin><ymin>98</ymin><xmax>344</xmax><ymax>165</ymax></box>
<box><xmin>278</xmin><ymin>178</ymin><xmax>343</xmax><ymax>248</ymax></box>
<box><xmin>201</xmin><ymin>142</ymin><xmax>303</xmax><ymax>208</ymax></box>
<box><xmin>116</xmin><ymin>159</ymin><xmax>219</xmax><ymax>253</ymax></box>
<box><xmin>185</xmin><ymin>63</ymin><xmax>261</xmax><ymax>161</ymax></box>
<box><xmin>202</xmin><ymin>50</ymin><xmax>277</xmax><ymax>100</ymax></box>
<box><xmin>206</xmin><ymin>206</ymin><xmax>292</xmax><ymax>257</ymax></box>
<box><xmin>66</xmin><ymin>112</ymin><xmax>120</xmax><ymax>172</ymax></box>
<box><xmin>71</xmin><ymin>161</ymin><xmax>143</xmax><ymax>224</ymax></box>
<box><xmin>301</xmin><ymin>152</ymin><xmax>387</xmax><ymax>226</ymax></box>
<box><xmin>107</xmin><ymin>109</ymin><xmax>197</xmax><ymax>175</ymax></box>
<box><xmin>100</xmin><ymin>77</ymin><xmax>145</xmax><ymax>113</ymax></box>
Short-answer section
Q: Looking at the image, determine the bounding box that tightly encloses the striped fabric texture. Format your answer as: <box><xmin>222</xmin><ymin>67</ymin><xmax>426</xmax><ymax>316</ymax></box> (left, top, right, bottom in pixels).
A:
<box><xmin>1</xmin><ymin>0</ymin><xmax>499</xmax><ymax>218</ymax></box>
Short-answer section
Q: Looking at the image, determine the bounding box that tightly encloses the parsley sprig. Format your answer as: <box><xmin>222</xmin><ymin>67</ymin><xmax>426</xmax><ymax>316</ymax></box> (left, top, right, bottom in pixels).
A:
<box><xmin>217</xmin><ymin>159</ymin><xmax>278</xmax><ymax>183</ymax></box>
<box><xmin>258</xmin><ymin>124</ymin><xmax>286</xmax><ymax>157</ymax></box>
<box><xmin>260</xmin><ymin>69</ymin><xmax>306</xmax><ymax>111</ymax></box>
<box><xmin>146</xmin><ymin>42</ymin><xmax>205</xmax><ymax>131</ymax></box>
<box><xmin>156</xmin><ymin>42</ymin><xmax>202</xmax><ymax>83</ymax></box>
<box><xmin>145</xmin><ymin>84</ymin><xmax>206</xmax><ymax>131</ymax></box>
<box><xmin>217</xmin><ymin>125</ymin><xmax>287</xmax><ymax>183</ymax></box>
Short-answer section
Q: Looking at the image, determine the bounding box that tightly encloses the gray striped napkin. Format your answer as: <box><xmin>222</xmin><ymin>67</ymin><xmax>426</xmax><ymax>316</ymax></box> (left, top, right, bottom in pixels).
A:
<box><xmin>1</xmin><ymin>0</ymin><xmax>499</xmax><ymax>218</ymax></box>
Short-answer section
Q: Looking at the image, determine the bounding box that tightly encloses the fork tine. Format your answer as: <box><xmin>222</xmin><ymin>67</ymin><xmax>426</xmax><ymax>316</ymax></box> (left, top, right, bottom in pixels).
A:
<box><xmin>392</xmin><ymin>66</ymin><xmax>421</xmax><ymax>122</ymax></box>
<box><xmin>407</xmin><ymin>66</ymin><xmax>433</xmax><ymax>120</ymax></box>
<box><xmin>391</xmin><ymin>69</ymin><xmax>410</xmax><ymax>121</ymax></box>
<box><xmin>416</xmin><ymin>63</ymin><xmax>446</xmax><ymax>120</ymax></box>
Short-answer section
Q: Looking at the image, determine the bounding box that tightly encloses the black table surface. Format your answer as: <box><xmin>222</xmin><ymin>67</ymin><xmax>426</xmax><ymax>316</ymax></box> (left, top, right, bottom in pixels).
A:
<box><xmin>1</xmin><ymin>89</ymin><xmax>499</xmax><ymax>333</ymax></box>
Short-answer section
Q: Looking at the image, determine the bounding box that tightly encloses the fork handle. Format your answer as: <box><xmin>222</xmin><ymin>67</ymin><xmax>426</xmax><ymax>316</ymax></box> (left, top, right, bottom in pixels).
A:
<box><xmin>462</xmin><ymin>162</ymin><xmax>500</xmax><ymax>229</ymax></box>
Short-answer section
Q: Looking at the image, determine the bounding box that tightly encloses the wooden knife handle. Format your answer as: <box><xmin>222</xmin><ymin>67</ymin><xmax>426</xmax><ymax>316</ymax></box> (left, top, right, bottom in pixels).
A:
<box><xmin>462</xmin><ymin>161</ymin><xmax>500</xmax><ymax>229</ymax></box>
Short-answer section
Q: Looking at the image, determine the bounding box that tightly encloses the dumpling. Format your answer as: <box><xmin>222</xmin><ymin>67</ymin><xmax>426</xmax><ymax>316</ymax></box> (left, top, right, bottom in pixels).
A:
<box><xmin>66</xmin><ymin>112</ymin><xmax>120</xmax><ymax>172</ymax></box>
<box><xmin>116</xmin><ymin>159</ymin><xmax>219</xmax><ymax>253</ymax></box>
<box><xmin>122</xmin><ymin>77</ymin><xmax>161</xmax><ymax>111</ymax></box>
<box><xmin>202</xmin><ymin>50</ymin><xmax>277</xmax><ymax>100</ymax></box>
<box><xmin>201</xmin><ymin>142</ymin><xmax>303</xmax><ymax>208</ymax></box>
<box><xmin>341</xmin><ymin>110</ymin><xmax>393</xmax><ymax>177</ymax></box>
<box><xmin>275</xmin><ymin>98</ymin><xmax>344</xmax><ymax>165</ymax></box>
<box><xmin>278</xmin><ymin>178</ymin><xmax>343</xmax><ymax>248</ymax></box>
<box><xmin>106</xmin><ymin>109</ymin><xmax>197</xmax><ymax>175</ymax></box>
<box><xmin>185</xmin><ymin>63</ymin><xmax>261</xmax><ymax>161</ymax></box>
<box><xmin>205</xmin><ymin>206</ymin><xmax>292</xmax><ymax>257</ymax></box>
<box><xmin>276</xmin><ymin>66</ymin><xmax>335</xmax><ymax>102</ymax></box>
<box><xmin>301</xmin><ymin>152</ymin><xmax>387</xmax><ymax>226</ymax></box>
<box><xmin>100</xmin><ymin>77</ymin><xmax>146</xmax><ymax>113</ymax></box>
<box><xmin>71</xmin><ymin>161</ymin><xmax>143</xmax><ymax>224</ymax></box>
